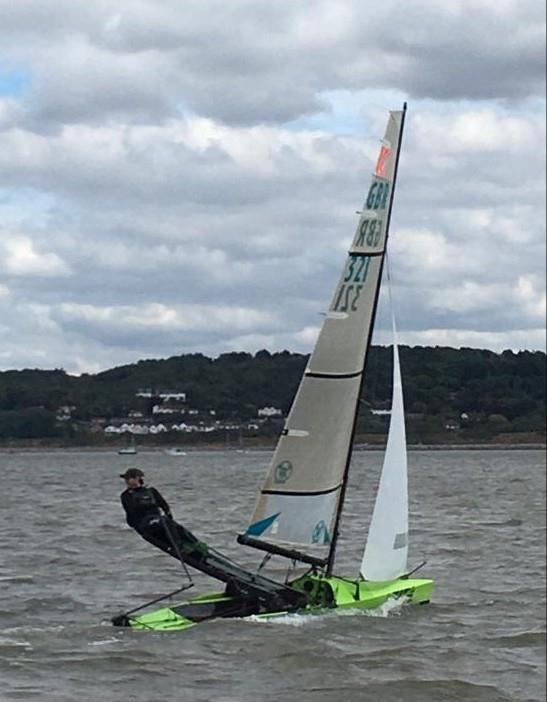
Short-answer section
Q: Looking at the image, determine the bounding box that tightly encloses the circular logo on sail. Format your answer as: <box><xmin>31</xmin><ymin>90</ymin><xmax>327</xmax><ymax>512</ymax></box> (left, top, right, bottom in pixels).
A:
<box><xmin>274</xmin><ymin>460</ymin><xmax>293</xmax><ymax>484</ymax></box>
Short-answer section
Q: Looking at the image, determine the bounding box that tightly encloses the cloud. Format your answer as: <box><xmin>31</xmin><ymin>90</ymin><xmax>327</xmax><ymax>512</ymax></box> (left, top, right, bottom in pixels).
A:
<box><xmin>0</xmin><ymin>1</ymin><xmax>544</xmax><ymax>128</ymax></box>
<box><xmin>55</xmin><ymin>301</ymin><xmax>275</xmax><ymax>336</ymax></box>
<box><xmin>516</xmin><ymin>275</ymin><xmax>547</xmax><ymax>319</ymax></box>
<box><xmin>0</xmin><ymin>1</ymin><xmax>544</xmax><ymax>373</ymax></box>
<box><xmin>422</xmin><ymin>275</ymin><xmax>545</xmax><ymax>329</ymax></box>
<box><xmin>0</xmin><ymin>233</ymin><xmax>71</xmax><ymax>276</ymax></box>
<box><xmin>388</xmin><ymin>328</ymin><xmax>547</xmax><ymax>354</ymax></box>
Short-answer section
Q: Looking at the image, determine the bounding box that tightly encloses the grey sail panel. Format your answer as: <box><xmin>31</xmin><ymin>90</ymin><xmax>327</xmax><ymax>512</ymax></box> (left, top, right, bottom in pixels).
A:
<box><xmin>308</xmin><ymin>256</ymin><xmax>383</xmax><ymax>375</ymax></box>
<box><xmin>243</xmin><ymin>110</ymin><xmax>405</xmax><ymax>554</ymax></box>
<box><xmin>245</xmin><ymin>374</ymin><xmax>362</xmax><ymax>548</ymax></box>
<box><xmin>261</xmin><ymin>375</ymin><xmax>362</xmax><ymax>493</ymax></box>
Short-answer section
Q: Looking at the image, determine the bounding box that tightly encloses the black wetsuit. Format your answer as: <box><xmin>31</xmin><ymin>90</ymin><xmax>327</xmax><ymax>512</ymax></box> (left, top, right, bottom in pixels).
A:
<box><xmin>120</xmin><ymin>485</ymin><xmax>171</xmax><ymax>530</ymax></box>
<box><xmin>120</xmin><ymin>485</ymin><xmax>201</xmax><ymax>560</ymax></box>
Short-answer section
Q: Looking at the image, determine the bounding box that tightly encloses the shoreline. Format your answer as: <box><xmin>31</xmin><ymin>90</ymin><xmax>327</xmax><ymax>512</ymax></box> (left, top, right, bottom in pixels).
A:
<box><xmin>1</xmin><ymin>442</ymin><xmax>545</xmax><ymax>453</ymax></box>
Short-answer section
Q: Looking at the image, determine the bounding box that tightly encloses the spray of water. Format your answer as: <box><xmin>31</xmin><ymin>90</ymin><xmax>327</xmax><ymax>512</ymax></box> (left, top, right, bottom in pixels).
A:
<box><xmin>246</xmin><ymin>596</ymin><xmax>407</xmax><ymax>627</ymax></box>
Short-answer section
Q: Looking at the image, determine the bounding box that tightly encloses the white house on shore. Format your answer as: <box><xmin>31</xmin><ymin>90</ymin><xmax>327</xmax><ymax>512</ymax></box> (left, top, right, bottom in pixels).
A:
<box><xmin>258</xmin><ymin>407</ymin><xmax>283</xmax><ymax>418</ymax></box>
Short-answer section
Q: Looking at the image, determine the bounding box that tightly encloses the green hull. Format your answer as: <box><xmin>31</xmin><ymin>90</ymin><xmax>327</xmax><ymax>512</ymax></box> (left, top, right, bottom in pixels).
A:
<box><xmin>122</xmin><ymin>574</ymin><xmax>434</xmax><ymax>632</ymax></box>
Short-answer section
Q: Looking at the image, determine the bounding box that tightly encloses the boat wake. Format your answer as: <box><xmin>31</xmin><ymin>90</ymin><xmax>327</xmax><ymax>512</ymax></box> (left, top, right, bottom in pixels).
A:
<box><xmin>246</xmin><ymin>597</ymin><xmax>407</xmax><ymax>627</ymax></box>
<box><xmin>346</xmin><ymin>596</ymin><xmax>407</xmax><ymax>618</ymax></box>
<box><xmin>245</xmin><ymin>612</ymin><xmax>333</xmax><ymax>627</ymax></box>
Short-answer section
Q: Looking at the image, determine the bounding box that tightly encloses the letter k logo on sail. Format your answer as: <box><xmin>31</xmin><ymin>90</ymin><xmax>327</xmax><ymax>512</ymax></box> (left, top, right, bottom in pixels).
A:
<box><xmin>375</xmin><ymin>145</ymin><xmax>392</xmax><ymax>178</ymax></box>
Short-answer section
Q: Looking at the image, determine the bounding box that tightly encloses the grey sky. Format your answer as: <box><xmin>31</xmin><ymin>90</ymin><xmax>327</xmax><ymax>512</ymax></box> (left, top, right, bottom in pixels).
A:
<box><xmin>0</xmin><ymin>0</ymin><xmax>545</xmax><ymax>373</ymax></box>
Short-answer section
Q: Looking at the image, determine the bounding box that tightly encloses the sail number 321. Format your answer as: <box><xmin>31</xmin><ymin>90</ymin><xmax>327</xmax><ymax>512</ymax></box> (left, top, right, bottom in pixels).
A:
<box><xmin>332</xmin><ymin>256</ymin><xmax>371</xmax><ymax>312</ymax></box>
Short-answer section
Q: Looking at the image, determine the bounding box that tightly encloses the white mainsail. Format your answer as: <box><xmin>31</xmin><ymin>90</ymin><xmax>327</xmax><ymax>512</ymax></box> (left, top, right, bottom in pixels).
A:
<box><xmin>360</xmin><ymin>292</ymin><xmax>409</xmax><ymax>581</ymax></box>
<box><xmin>243</xmin><ymin>109</ymin><xmax>406</xmax><ymax>556</ymax></box>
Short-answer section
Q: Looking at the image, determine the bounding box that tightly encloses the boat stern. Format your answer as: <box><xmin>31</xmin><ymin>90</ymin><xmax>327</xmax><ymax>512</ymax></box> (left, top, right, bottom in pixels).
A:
<box><xmin>290</xmin><ymin>573</ymin><xmax>434</xmax><ymax>610</ymax></box>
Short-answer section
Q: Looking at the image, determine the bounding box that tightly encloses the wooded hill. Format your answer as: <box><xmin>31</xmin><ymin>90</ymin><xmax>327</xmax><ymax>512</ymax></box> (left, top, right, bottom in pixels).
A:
<box><xmin>0</xmin><ymin>346</ymin><xmax>544</xmax><ymax>444</ymax></box>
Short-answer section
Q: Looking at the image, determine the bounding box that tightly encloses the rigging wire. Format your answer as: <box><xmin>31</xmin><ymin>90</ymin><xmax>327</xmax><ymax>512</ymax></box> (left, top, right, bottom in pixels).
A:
<box><xmin>161</xmin><ymin>517</ymin><xmax>194</xmax><ymax>587</ymax></box>
<box><xmin>255</xmin><ymin>552</ymin><xmax>272</xmax><ymax>575</ymax></box>
<box><xmin>284</xmin><ymin>559</ymin><xmax>297</xmax><ymax>584</ymax></box>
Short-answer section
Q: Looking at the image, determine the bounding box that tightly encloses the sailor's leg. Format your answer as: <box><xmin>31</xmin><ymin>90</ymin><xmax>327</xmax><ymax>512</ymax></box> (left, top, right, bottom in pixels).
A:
<box><xmin>165</xmin><ymin>519</ymin><xmax>201</xmax><ymax>548</ymax></box>
<box><xmin>135</xmin><ymin>519</ymin><xmax>179</xmax><ymax>559</ymax></box>
<box><xmin>135</xmin><ymin>517</ymin><xmax>208</xmax><ymax>564</ymax></box>
<box><xmin>162</xmin><ymin>518</ymin><xmax>209</xmax><ymax>559</ymax></box>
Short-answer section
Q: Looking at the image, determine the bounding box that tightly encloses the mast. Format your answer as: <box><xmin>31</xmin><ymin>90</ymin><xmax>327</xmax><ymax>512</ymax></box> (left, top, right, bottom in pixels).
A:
<box><xmin>326</xmin><ymin>103</ymin><xmax>407</xmax><ymax>576</ymax></box>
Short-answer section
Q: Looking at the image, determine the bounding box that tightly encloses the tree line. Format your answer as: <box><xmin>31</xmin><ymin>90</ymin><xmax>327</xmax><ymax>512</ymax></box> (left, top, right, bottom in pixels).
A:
<box><xmin>0</xmin><ymin>346</ymin><xmax>544</xmax><ymax>443</ymax></box>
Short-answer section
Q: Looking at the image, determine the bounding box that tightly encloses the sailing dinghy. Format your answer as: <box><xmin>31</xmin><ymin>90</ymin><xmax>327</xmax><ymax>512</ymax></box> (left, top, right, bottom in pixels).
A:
<box><xmin>112</xmin><ymin>104</ymin><xmax>434</xmax><ymax>631</ymax></box>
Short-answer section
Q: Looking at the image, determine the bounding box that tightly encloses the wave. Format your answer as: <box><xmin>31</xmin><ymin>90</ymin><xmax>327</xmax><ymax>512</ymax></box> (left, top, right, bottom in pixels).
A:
<box><xmin>489</xmin><ymin>630</ymin><xmax>546</xmax><ymax>648</ymax></box>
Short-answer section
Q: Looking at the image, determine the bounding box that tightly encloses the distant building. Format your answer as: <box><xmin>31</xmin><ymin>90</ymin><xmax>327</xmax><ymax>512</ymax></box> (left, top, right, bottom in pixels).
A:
<box><xmin>56</xmin><ymin>405</ymin><xmax>76</xmax><ymax>421</ymax></box>
<box><xmin>104</xmin><ymin>422</ymin><xmax>168</xmax><ymax>435</ymax></box>
<box><xmin>152</xmin><ymin>405</ymin><xmax>181</xmax><ymax>415</ymax></box>
<box><xmin>89</xmin><ymin>417</ymin><xmax>107</xmax><ymax>433</ymax></box>
<box><xmin>136</xmin><ymin>389</ymin><xmax>186</xmax><ymax>402</ymax></box>
<box><xmin>158</xmin><ymin>391</ymin><xmax>187</xmax><ymax>402</ymax></box>
<box><xmin>258</xmin><ymin>407</ymin><xmax>282</xmax><ymax>418</ymax></box>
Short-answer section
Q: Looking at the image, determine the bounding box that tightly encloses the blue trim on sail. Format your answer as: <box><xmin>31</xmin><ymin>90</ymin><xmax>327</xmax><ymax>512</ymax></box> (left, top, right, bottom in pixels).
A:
<box><xmin>246</xmin><ymin>513</ymin><xmax>281</xmax><ymax>537</ymax></box>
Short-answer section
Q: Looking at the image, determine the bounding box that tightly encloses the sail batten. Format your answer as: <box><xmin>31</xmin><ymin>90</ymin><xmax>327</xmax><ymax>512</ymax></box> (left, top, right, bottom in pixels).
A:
<box><xmin>242</xmin><ymin>108</ymin><xmax>407</xmax><ymax>560</ymax></box>
<box><xmin>305</xmin><ymin>370</ymin><xmax>364</xmax><ymax>379</ymax></box>
<box><xmin>262</xmin><ymin>485</ymin><xmax>341</xmax><ymax>497</ymax></box>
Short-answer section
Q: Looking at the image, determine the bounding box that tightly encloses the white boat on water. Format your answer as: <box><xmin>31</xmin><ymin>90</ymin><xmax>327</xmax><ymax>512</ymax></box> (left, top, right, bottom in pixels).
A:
<box><xmin>164</xmin><ymin>448</ymin><xmax>187</xmax><ymax>456</ymax></box>
<box><xmin>118</xmin><ymin>434</ymin><xmax>137</xmax><ymax>455</ymax></box>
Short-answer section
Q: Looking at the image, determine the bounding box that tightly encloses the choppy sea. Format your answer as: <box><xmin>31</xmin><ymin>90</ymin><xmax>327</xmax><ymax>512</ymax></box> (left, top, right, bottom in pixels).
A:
<box><xmin>0</xmin><ymin>448</ymin><xmax>545</xmax><ymax>702</ymax></box>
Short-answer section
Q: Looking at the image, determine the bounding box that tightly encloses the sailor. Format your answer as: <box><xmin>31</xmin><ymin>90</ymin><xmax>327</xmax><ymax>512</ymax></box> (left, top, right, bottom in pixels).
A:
<box><xmin>119</xmin><ymin>467</ymin><xmax>172</xmax><ymax>528</ymax></box>
<box><xmin>119</xmin><ymin>468</ymin><xmax>201</xmax><ymax>560</ymax></box>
